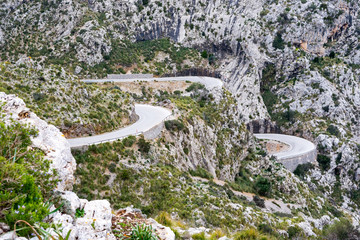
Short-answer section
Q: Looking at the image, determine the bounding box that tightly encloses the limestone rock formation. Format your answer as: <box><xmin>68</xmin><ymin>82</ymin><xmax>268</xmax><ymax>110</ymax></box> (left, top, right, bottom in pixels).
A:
<box><xmin>0</xmin><ymin>92</ymin><xmax>76</xmax><ymax>191</ymax></box>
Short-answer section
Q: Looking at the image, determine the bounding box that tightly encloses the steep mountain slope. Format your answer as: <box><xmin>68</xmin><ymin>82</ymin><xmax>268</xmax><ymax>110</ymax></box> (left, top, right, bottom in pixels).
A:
<box><xmin>0</xmin><ymin>62</ymin><xmax>135</xmax><ymax>137</ymax></box>
<box><xmin>1</xmin><ymin>0</ymin><xmax>360</xmax><ymax>238</ymax></box>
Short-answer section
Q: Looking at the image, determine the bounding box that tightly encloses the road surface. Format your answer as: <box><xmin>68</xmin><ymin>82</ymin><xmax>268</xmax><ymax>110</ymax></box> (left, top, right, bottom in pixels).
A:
<box><xmin>82</xmin><ymin>76</ymin><xmax>224</xmax><ymax>90</ymax></box>
<box><xmin>69</xmin><ymin>76</ymin><xmax>223</xmax><ymax>147</ymax></box>
<box><xmin>254</xmin><ymin>134</ymin><xmax>316</xmax><ymax>159</ymax></box>
<box><xmin>72</xmin><ymin>76</ymin><xmax>316</xmax><ymax>161</ymax></box>
<box><xmin>68</xmin><ymin>104</ymin><xmax>171</xmax><ymax>148</ymax></box>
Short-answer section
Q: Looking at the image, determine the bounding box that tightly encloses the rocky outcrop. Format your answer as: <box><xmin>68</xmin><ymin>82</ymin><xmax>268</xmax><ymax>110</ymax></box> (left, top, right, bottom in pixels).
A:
<box><xmin>0</xmin><ymin>92</ymin><xmax>76</xmax><ymax>191</ymax></box>
<box><xmin>51</xmin><ymin>195</ymin><xmax>115</xmax><ymax>240</ymax></box>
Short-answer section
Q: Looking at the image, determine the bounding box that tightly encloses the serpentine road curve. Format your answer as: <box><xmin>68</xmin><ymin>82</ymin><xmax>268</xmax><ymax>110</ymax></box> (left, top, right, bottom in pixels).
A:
<box><xmin>254</xmin><ymin>134</ymin><xmax>317</xmax><ymax>171</ymax></box>
<box><xmin>254</xmin><ymin>134</ymin><xmax>316</xmax><ymax>159</ymax></box>
<box><xmin>69</xmin><ymin>76</ymin><xmax>317</xmax><ymax>169</ymax></box>
<box><xmin>69</xmin><ymin>76</ymin><xmax>223</xmax><ymax>148</ymax></box>
<box><xmin>68</xmin><ymin>104</ymin><xmax>172</xmax><ymax>148</ymax></box>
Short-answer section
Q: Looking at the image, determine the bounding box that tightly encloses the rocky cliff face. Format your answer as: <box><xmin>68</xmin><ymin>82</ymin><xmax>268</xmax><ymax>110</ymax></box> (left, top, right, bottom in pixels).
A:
<box><xmin>1</xmin><ymin>0</ymin><xmax>359</xmax><ymax>124</ymax></box>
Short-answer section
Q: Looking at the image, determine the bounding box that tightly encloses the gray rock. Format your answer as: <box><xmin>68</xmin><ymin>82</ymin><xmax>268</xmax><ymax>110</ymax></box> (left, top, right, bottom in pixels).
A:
<box><xmin>0</xmin><ymin>231</ymin><xmax>16</xmax><ymax>240</ymax></box>
<box><xmin>0</xmin><ymin>223</ymin><xmax>9</xmax><ymax>235</ymax></box>
<box><xmin>147</xmin><ymin>218</ymin><xmax>175</xmax><ymax>240</ymax></box>
<box><xmin>58</xmin><ymin>191</ymin><xmax>81</xmax><ymax>216</ymax></box>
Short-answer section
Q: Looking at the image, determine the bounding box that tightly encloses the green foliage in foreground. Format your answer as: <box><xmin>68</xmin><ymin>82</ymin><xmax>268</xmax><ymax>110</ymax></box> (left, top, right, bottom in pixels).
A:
<box><xmin>0</xmin><ymin>109</ymin><xmax>57</xmax><ymax>236</ymax></box>
<box><xmin>131</xmin><ymin>224</ymin><xmax>158</xmax><ymax>240</ymax></box>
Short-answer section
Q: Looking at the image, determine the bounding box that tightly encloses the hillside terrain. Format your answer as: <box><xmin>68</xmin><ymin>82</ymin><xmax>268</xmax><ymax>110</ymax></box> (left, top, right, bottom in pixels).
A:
<box><xmin>1</xmin><ymin>0</ymin><xmax>360</xmax><ymax>239</ymax></box>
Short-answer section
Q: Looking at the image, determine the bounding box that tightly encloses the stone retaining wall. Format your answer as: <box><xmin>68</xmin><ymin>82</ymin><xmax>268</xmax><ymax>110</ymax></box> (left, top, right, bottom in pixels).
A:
<box><xmin>143</xmin><ymin>121</ymin><xmax>165</xmax><ymax>140</ymax></box>
<box><xmin>278</xmin><ymin>149</ymin><xmax>317</xmax><ymax>172</ymax></box>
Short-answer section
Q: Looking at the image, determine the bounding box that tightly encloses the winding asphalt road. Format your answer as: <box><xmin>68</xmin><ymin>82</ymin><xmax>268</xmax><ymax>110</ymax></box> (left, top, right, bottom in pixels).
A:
<box><xmin>254</xmin><ymin>134</ymin><xmax>316</xmax><ymax>159</ymax></box>
<box><xmin>68</xmin><ymin>104</ymin><xmax>172</xmax><ymax>148</ymax></box>
<box><xmin>68</xmin><ymin>76</ymin><xmax>223</xmax><ymax>147</ymax></box>
<box><xmin>82</xmin><ymin>76</ymin><xmax>224</xmax><ymax>90</ymax></box>
<box><xmin>70</xmin><ymin>76</ymin><xmax>316</xmax><ymax>163</ymax></box>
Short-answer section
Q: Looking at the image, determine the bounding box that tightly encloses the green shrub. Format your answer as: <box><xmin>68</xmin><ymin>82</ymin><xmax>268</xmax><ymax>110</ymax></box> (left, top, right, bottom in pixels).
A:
<box><xmin>186</xmin><ymin>83</ymin><xmax>205</xmax><ymax>92</ymax></box>
<box><xmin>260</xmin><ymin>63</ymin><xmax>278</xmax><ymax>116</ymax></box>
<box><xmin>189</xmin><ymin>167</ymin><xmax>213</xmax><ymax>180</ymax></box>
<box><xmin>0</xmin><ymin>114</ymin><xmax>57</xmax><ymax>236</ymax></box>
<box><xmin>75</xmin><ymin>208</ymin><xmax>85</xmax><ymax>218</ymax></box>
<box><xmin>317</xmin><ymin>154</ymin><xmax>331</xmax><ymax>171</ymax></box>
<box><xmin>165</xmin><ymin>120</ymin><xmax>185</xmax><ymax>132</ymax></box>
<box><xmin>156</xmin><ymin>211</ymin><xmax>173</xmax><ymax>227</ymax></box>
<box><xmin>209</xmin><ymin>229</ymin><xmax>225</xmax><ymax>240</ymax></box>
<box><xmin>287</xmin><ymin>225</ymin><xmax>304</xmax><ymax>239</ymax></box>
<box><xmin>233</xmin><ymin>228</ymin><xmax>267</xmax><ymax>240</ymax></box>
<box><xmin>123</xmin><ymin>136</ymin><xmax>136</xmax><ymax>147</ymax></box>
<box><xmin>327</xmin><ymin>125</ymin><xmax>341</xmax><ymax>138</ymax></box>
<box><xmin>137</xmin><ymin>137</ymin><xmax>151</xmax><ymax>154</ymax></box>
<box><xmin>108</xmin><ymin>163</ymin><xmax>117</xmax><ymax>173</ymax></box>
<box><xmin>32</xmin><ymin>92</ymin><xmax>47</xmax><ymax>101</ymax></box>
<box><xmin>294</xmin><ymin>163</ymin><xmax>314</xmax><ymax>179</ymax></box>
<box><xmin>131</xmin><ymin>224</ymin><xmax>158</xmax><ymax>240</ymax></box>
<box><xmin>119</xmin><ymin>169</ymin><xmax>132</xmax><ymax>181</ymax></box>
<box><xmin>255</xmin><ymin>176</ymin><xmax>271</xmax><ymax>197</ymax></box>
<box><xmin>322</xmin><ymin>218</ymin><xmax>359</xmax><ymax>240</ymax></box>
<box><xmin>258</xmin><ymin>223</ymin><xmax>273</xmax><ymax>235</ymax></box>
<box><xmin>192</xmin><ymin>232</ymin><xmax>206</xmax><ymax>240</ymax></box>
<box><xmin>201</xmin><ymin>50</ymin><xmax>208</xmax><ymax>59</ymax></box>
<box><xmin>253</xmin><ymin>195</ymin><xmax>265</xmax><ymax>208</ymax></box>
<box><xmin>272</xmin><ymin>32</ymin><xmax>285</xmax><ymax>50</ymax></box>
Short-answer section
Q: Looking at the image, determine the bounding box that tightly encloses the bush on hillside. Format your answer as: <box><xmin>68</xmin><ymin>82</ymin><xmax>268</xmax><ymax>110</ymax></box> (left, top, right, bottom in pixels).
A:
<box><xmin>255</xmin><ymin>176</ymin><xmax>272</xmax><ymax>197</ymax></box>
<box><xmin>0</xmin><ymin>111</ymin><xmax>57</xmax><ymax>236</ymax></box>
<box><xmin>287</xmin><ymin>225</ymin><xmax>304</xmax><ymax>239</ymax></box>
<box><xmin>155</xmin><ymin>211</ymin><xmax>173</xmax><ymax>227</ymax></box>
<box><xmin>165</xmin><ymin>120</ymin><xmax>185</xmax><ymax>132</ymax></box>
<box><xmin>123</xmin><ymin>135</ymin><xmax>136</xmax><ymax>147</ymax></box>
<box><xmin>137</xmin><ymin>137</ymin><xmax>151</xmax><ymax>154</ymax></box>
<box><xmin>185</xmin><ymin>83</ymin><xmax>205</xmax><ymax>92</ymax></box>
<box><xmin>317</xmin><ymin>154</ymin><xmax>331</xmax><ymax>171</ymax></box>
<box><xmin>272</xmin><ymin>32</ymin><xmax>285</xmax><ymax>50</ymax></box>
<box><xmin>189</xmin><ymin>167</ymin><xmax>213</xmax><ymax>180</ymax></box>
<box><xmin>327</xmin><ymin>125</ymin><xmax>341</xmax><ymax>138</ymax></box>
<box><xmin>233</xmin><ymin>228</ymin><xmax>266</xmax><ymax>240</ymax></box>
<box><xmin>253</xmin><ymin>195</ymin><xmax>265</xmax><ymax>208</ymax></box>
<box><xmin>322</xmin><ymin>218</ymin><xmax>360</xmax><ymax>239</ymax></box>
<box><xmin>294</xmin><ymin>163</ymin><xmax>314</xmax><ymax>179</ymax></box>
<box><xmin>192</xmin><ymin>232</ymin><xmax>206</xmax><ymax>240</ymax></box>
<box><xmin>131</xmin><ymin>224</ymin><xmax>158</xmax><ymax>240</ymax></box>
